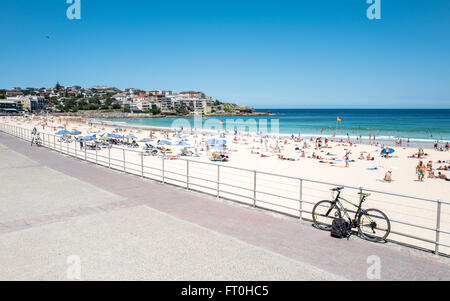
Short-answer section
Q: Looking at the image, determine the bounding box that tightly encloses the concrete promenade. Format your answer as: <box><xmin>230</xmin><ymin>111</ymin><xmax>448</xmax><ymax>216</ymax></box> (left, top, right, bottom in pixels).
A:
<box><xmin>0</xmin><ymin>132</ymin><xmax>449</xmax><ymax>280</ymax></box>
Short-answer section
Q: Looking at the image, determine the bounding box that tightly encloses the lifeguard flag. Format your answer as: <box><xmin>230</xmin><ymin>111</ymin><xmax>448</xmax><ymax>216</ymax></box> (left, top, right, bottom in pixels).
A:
<box><xmin>337</xmin><ymin>116</ymin><xmax>342</xmax><ymax>122</ymax></box>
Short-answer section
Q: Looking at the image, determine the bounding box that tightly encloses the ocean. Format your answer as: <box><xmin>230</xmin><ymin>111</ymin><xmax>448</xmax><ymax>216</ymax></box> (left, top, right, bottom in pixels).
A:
<box><xmin>103</xmin><ymin>109</ymin><xmax>450</xmax><ymax>144</ymax></box>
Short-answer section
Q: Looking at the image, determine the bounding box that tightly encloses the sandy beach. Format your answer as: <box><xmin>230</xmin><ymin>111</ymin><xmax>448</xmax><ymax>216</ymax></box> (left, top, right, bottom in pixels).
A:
<box><xmin>1</xmin><ymin>114</ymin><xmax>450</xmax><ymax>254</ymax></box>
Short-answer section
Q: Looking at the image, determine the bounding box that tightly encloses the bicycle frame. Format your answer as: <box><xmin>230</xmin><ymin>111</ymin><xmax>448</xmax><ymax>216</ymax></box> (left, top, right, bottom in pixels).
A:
<box><xmin>330</xmin><ymin>190</ymin><xmax>368</xmax><ymax>225</ymax></box>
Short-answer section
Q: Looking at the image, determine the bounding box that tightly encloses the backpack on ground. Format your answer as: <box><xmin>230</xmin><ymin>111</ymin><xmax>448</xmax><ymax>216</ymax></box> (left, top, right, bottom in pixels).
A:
<box><xmin>331</xmin><ymin>218</ymin><xmax>349</xmax><ymax>239</ymax></box>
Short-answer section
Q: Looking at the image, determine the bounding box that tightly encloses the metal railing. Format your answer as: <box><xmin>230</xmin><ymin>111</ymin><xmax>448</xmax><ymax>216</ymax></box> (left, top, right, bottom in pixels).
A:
<box><xmin>1</xmin><ymin>122</ymin><xmax>449</xmax><ymax>257</ymax></box>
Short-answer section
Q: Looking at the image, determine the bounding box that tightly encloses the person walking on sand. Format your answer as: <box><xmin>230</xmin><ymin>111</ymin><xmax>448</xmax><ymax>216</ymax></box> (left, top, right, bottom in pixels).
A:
<box><xmin>344</xmin><ymin>151</ymin><xmax>350</xmax><ymax>167</ymax></box>
<box><xmin>416</xmin><ymin>161</ymin><xmax>426</xmax><ymax>182</ymax></box>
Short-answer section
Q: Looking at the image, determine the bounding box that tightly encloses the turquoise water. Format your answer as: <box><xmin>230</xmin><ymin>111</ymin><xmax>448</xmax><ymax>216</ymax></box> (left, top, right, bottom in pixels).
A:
<box><xmin>105</xmin><ymin>109</ymin><xmax>450</xmax><ymax>142</ymax></box>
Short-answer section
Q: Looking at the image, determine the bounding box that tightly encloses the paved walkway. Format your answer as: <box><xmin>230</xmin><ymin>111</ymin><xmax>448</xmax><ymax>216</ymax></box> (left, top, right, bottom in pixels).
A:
<box><xmin>0</xmin><ymin>132</ymin><xmax>449</xmax><ymax>280</ymax></box>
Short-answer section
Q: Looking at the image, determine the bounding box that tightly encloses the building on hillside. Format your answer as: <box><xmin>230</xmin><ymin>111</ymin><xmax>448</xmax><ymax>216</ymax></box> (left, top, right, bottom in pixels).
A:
<box><xmin>6</xmin><ymin>90</ymin><xmax>24</xmax><ymax>97</ymax></box>
<box><xmin>0</xmin><ymin>100</ymin><xmax>18</xmax><ymax>113</ymax></box>
<box><xmin>112</xmin><ymin>93</ymin><xmax>129</xmax><ymax>103</ymax></box>
<box><xmin>180</xmin><ymin>91</ymin><xmax>206</xmax><ymax>99</ymax></box>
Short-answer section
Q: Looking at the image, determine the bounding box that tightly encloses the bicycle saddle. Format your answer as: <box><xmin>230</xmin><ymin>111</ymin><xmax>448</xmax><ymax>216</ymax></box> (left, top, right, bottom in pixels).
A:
<box><xmin>358</xmin><ymin>192</ymin><xmax>371</xmax><ymax>197</ymax></box>
<box><xmin>330</xmin><ymin>186</ymin><xmax>344</xmax><ymax>191</ymax></box>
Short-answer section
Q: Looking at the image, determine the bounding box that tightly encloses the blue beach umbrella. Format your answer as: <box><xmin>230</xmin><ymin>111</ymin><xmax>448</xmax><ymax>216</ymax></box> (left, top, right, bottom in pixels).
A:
<box><xmin>140</xmin><ymin>138</ymin><xmax>153</xmax><ymax>142</ymax></box>
<box><xmin>157</xmin><ymin>140</ymin><xmax>172</xmax><ymax>145</ymax></box>
<box><xmin>210</xmin><ymin>145</ymin><xmax>227</xmax><ymax>151</ymax></box>
<box><xmin>176</xmin><ymin>141</ymin><xmax>190</xmax><ymax>146</ymax></box>
<box><xmin>57</xmin><ymin>126</ymin><xmax>64</xmax><ymax>129</ymax></box>
<box><xmin>70</xmin><ymin>130</ymin><xmax>82</xmax><ymax>135</ymax></box>
<box><xmin>207</xmin><ymin>138</ymin><xmax>227</xmax><ymax>145</ymax></box>
<box><xmin>381</xmin><ymin>148</ymin><xmax>395</xmax><ymax>155</ymax></box>
<box><xmin>81</xmin><ymin>136</ymin><xmax>95</xmax><ymax>141</ymax></box>
<box><xmin>55</xmin><ymin>130</ymin><xmax>71</xmax><ymax>135</ymax></box>
<box><xmin>126</xmin><ymin>135</ymin><xmax>138</xmax><ymax>139</ymax></box>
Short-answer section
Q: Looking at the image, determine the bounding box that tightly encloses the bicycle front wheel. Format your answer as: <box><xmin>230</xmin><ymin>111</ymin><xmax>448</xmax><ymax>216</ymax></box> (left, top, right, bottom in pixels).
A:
<box><xmin>358</xmin><ymin>209</ymin><xmax>390</xmax><ymax>242</ymax></box>
<box><xmin>312</xmin><ymin>200</ymin><xmax>341</xmax><ymax>231</ymax></box>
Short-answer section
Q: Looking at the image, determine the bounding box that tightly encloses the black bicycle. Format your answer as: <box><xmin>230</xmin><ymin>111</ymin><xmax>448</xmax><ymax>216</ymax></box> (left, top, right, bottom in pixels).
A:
<box><xmin>312</xmin><ymin>186</ymin><xmax>391</xmax><ymax>242</ymax></box>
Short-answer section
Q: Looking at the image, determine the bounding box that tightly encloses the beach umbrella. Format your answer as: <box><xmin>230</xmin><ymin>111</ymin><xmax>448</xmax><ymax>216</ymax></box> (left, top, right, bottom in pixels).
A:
<box><xmin>210</xmin><ymin>145</ymin><xmax>227</xmax><ymax>151</ymax></box>
<box><xmin>381</xmin><ymin>148</ymin><xmax>395</xmax><ymax>155</ymax></box>
<box><xmin>108</xmin><ymin>133</ymin><xmax>123</xmax><ymax>138</ymax></box>
<box><xmin>158</xmin><ymin>140</ymin><xmax>172</xmax><ymax>145</ymax></box>
<box><xmin>81</xmin><ymin>136</ymin><xmax>95</xmax><ymax>141</ymax></box>
<box><xmin>208</xmin><ymin>138</ymin><xmax>227</xmax><ymax>145</ymax></box>
<box><xmin>70</xmin><ymin>131</ymin><xmax>82</xmax><ymax>135</ymax></box>
<box><xmin>99</xmin><ymin>136</ymin><xmax>110</xmax><ymax>140</ymax></box>
<box><xmin>126</xmin><ymin>135</ymin><xmax>138</xmax><ymax>139</ymax></box>
<box><xmin>176</xmin><ymin>141</ymin><xmax>190</xmax><ymax>147</ymax></box>
<box><xmin>55</xmin><ymin>130</ymin><xmax>71</xmax><ymax>135</ymax></box>
<box><xmin>57</xmin><ymin>126</ymin><xmax>64</xmax><ymax>129</ymax></box>
<box><xmin>140</xmin><ymin>138</ymin><xmax>153</xmax><ymax>142</ymax></box>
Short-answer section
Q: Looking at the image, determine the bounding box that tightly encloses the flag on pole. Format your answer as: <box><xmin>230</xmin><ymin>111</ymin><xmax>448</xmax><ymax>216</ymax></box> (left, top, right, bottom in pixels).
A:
<box><xmin>337</xmin><ymin>116</ymin><xmax>342</xmax><ymax>122</ymax></box>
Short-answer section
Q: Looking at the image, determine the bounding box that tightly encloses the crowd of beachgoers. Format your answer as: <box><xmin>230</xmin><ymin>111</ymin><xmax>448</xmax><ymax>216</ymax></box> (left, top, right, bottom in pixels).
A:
<box><xmin>1</xmin><ymin>114</ymin><xmax>449</xmax><ymax>201</ymax></box>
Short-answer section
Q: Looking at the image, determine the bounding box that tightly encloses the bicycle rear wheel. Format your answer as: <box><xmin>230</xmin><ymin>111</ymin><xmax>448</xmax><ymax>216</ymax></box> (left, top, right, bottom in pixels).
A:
<box><xmin>358</xmin><ymin>209</ymin><xmax>390</xmax><ymax>242</ymax></box>
<box><xmin>312</xmin><ymin>200</ymin><xmax>341</xmax><ymax>230</ymax></box>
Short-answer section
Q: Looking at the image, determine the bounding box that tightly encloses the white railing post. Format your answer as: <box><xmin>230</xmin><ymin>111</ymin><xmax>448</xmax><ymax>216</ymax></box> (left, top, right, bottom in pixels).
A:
<box><xmin>141</xmin><ymin>153</ymin><xmax>144</xmax><ymax>177</ymax></box>
<box><xmin>253</xmin><ymin>170</ymin><xmax>257</xmax><ymax>207</ymax></box>
<box><xmin>186</xmin><ymin>160</ymin><xmax>190</xmax><ymax>189</ymax></box>
<box><xmin>299</xmin><ymin>179</ymin><xmax>303</xmax><ymax>220</ymax></box>
<box><xmin>217</xmin><ymin>165</ymin><xmax>220</xmax><ymax>198</ymax></box>
<box><xmin>162</xmin><ymin>156</ymin><xmax>165</xmax><ymax>183</ymax></box>
<box><xmin>108</xmin><ymin>147</ymin><xmax>111</xmax><ymax>168</ymax></box>
<box><xmin>123</xmin><ymin>148</ymin><xmax>126</xmax><ymax>172</ymax></box>
<box><xmin>435</xmin><ymin>200</ymin><xmax>442</xmax><ymax>255</ymax></box>
<box><xmin>96</xmin><ymin>146</ymin><xmax>98</xmax><ymax>165</ymax></box>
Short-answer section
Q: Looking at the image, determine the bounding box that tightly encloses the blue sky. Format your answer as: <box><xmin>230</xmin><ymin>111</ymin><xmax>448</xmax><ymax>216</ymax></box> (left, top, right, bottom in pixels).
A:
<box><xmin>0</xmin><ymin>0</ymin><xmax>449</xmax><ymax>108</ymax></box>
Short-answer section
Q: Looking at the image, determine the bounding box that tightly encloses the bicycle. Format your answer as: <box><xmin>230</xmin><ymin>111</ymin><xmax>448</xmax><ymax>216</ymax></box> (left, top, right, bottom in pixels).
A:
<box><xmin>312</xmin><ymin>186</ymin><xmax>391</xmax><ymax>242</ymax></box>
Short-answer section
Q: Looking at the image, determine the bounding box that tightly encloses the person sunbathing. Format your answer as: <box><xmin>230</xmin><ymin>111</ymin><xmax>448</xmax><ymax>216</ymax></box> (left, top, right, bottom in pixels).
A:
<box><xmin>384</xmin><ymin>171</ymin><xmax>392</xmax><ymax>182</ymax></box>
<box><xmin>437</xmin><ymin>172</ymin><xmax>449</xmax><ymax>181</ymax></box>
